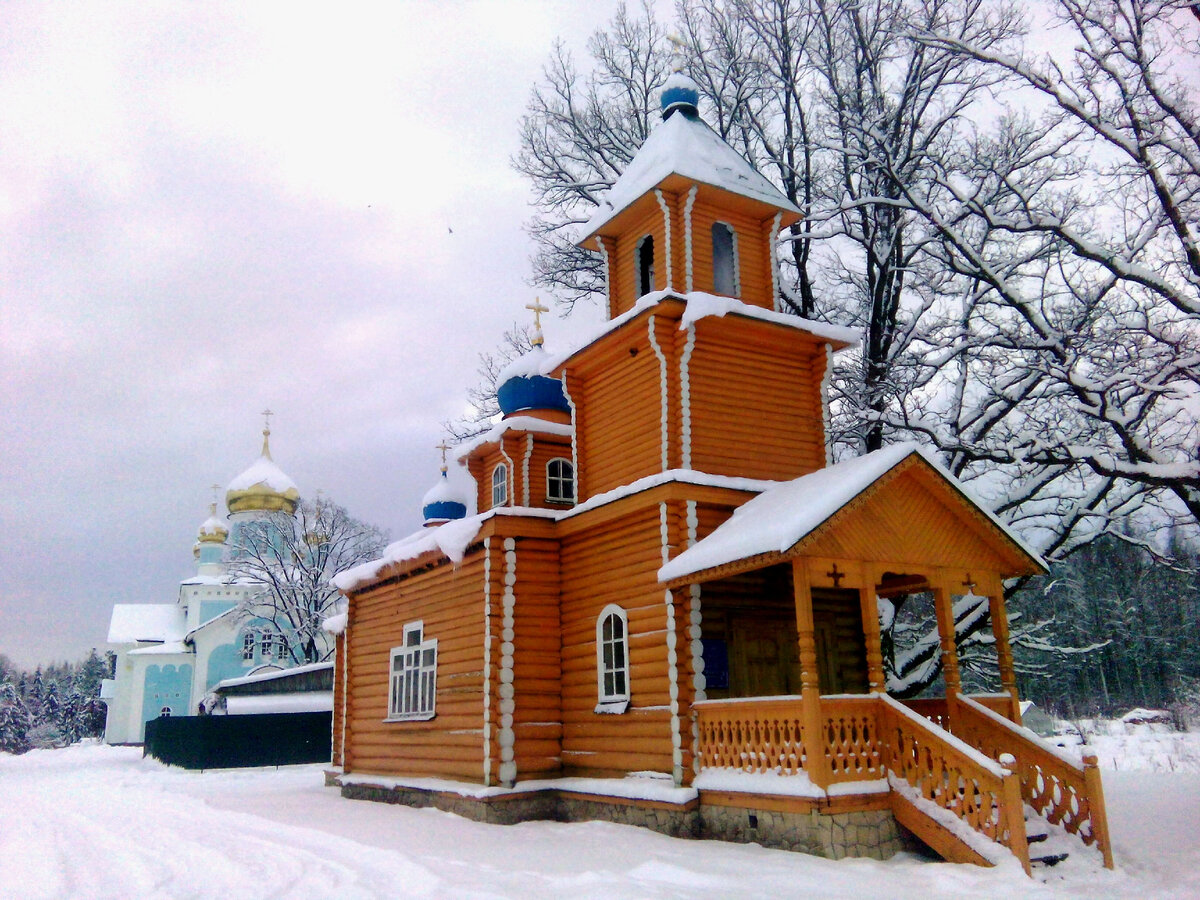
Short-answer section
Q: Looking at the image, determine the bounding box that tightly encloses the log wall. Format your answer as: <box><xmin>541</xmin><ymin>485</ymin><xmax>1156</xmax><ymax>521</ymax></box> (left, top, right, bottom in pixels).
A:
<box><xmin>343</xmin><ymin>553</ymin><xmax>486</xmax><ymax>780</ymax></box>
<box><xmin>559</xmin><ymin>504</ymin><xmax>676</xmax><ymax>776</ymax></box>
<box><xmin>687</xmin><ymin>317</ymin><xmax>827</xmax><ymax>481</ymax></box>
<box><xmin>506</xmin><ymin>536</ymin><xmax>564</xmax><ymax>779</ymax></box>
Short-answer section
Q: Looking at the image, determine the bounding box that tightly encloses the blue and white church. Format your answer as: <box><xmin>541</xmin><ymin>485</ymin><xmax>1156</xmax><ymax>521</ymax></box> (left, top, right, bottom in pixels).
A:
<box><xmin>102</xmin><ymin>422</ymin><xmax>304</xmax><ymax>744</ymax></box>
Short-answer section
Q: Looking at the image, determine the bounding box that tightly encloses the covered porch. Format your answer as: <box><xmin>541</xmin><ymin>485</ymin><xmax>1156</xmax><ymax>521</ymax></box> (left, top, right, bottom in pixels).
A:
<box><xmin>660</xmin><ymin>446</ymin><xmax>1114</xmax><ymax>872</ymax></box>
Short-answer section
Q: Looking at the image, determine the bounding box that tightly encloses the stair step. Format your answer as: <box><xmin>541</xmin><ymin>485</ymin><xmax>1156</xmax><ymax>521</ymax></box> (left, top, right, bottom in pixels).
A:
<box><xmin>1030</xmin><ymin>850</ymin><xmax>1070</xmax><ymax>867</ymax></box>
<box><xmin>1025</xmin><ymin>823</ymin><xmax>1050</xmax><ymax>844</ymax></box>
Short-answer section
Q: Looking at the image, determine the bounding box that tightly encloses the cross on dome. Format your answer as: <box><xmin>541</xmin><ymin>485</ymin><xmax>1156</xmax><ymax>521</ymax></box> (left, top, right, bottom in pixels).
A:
<box><xmin>435</xmin><ymin>440</ymin><xmax>452</xmax><ymax>473</ymax></box>
<box><xmin>260</xmin><ymin>408</ymin><xmax>274</xmax><ymax>458</ymax></box>
<box><xmin>525</xmin><ymin>298</ymin><xmax>549</xmax><ymax>347</ymax></box>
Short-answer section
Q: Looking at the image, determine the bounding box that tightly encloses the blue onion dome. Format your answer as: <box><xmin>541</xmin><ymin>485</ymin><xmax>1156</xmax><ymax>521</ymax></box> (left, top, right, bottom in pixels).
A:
<box><xmin>422</xmin><ymin>470</ymin><xmax>468</xmax><ymax>527</ymax></box>
<box><xmin>496</xmin><ymin>344</ymin><xmax>570</xmax><ymax>418</ymax></box>
<box><xmin>661</xmin><ymin>71</ymin><xmax>700</xmax><ymax>120</ymax></box>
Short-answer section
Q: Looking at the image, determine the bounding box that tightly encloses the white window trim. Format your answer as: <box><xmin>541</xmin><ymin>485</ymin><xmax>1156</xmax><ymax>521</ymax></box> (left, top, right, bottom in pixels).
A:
<box><xmin>491</xmin><ymin>463</ymin><xmax>509</xmax><ymax>509</ymax></box>
<box><xmin>546</xmin><ymin>457</ymin><xmax>575</xmax><ymax>504</ymax></box>
<box><xmin>595</xmin><ymin>603</ymin><xmax>630</xmax><ymax>714</ymax></box>
<box><xmin>385</xmin><ymin>620</ymin><xmax>438</xmax><ymax>722</ymax></box>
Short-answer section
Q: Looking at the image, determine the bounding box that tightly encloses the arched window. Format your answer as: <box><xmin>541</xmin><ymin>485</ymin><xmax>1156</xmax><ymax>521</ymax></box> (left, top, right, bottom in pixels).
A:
<box><xmin>595</xmin><ymin>604</ymin><xmax>630</xmax><ymax>713</ymax></box>
<box><xmin>242</xmin><ymin>632</ymin><xmax>256</xmax><ymax>661</ymax></box>
<box><xmin>159</xmin><ymin>706</ymin><xmax>172</xmax><ymax>717</ymax></box>
<box><xmin>636</xmin><ymin>234</ymin><xmax>655</xmax><ymax>297</ymax></box>
<box><xmin>491</xmin><ymin>463</ymin><xmax>508</xmax><ymax>508</ymax></box>
<box><xmin>712</xmin><ymin>222</ymin><xmax>737</xmax><ymax>296</ymax></box>
<box><xmin>546</xmin><ymin>458</ymin><xmax>575</xmax><ymax>504</ymax></box>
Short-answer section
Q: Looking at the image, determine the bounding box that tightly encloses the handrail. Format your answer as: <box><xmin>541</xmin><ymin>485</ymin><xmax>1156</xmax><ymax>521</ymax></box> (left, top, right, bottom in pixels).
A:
<box><xmin>877</xmin><ymin>695</ymin><xmax>1031</xmax><ymax>873</ymax></box>
<box><xmin>954</xmin><ymin>695</ymin><xmax>1114</xmax><ymax>868</ymax></box>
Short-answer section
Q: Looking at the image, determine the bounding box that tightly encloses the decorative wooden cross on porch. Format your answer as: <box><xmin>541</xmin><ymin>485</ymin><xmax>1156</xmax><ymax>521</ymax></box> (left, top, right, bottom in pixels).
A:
<box><xmin>826</xmin><ymin>563</ymin><xmax>845</xmax><ymax>587</ymax></box>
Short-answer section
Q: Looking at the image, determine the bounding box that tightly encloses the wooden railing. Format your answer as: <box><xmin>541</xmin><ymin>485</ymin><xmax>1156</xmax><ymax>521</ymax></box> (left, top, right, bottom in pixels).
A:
<box><xmin>877</xmin><ymin>694</ymin><xmax>1030</xmax><ymax>873</ymax></box>
<box><xmin>954</xmin><ymin>695</ymin><xmax>1114</xmax><ymax>868</ymax></box>
<box><xmin>694</xmin><ymin>697</ymin><xmax>809</xmax><ymax>775</ymax></box>
<box><xmin>822</xmin><ymin>696</ymin><xmax>884</xmax><ymax>782</ymax></box>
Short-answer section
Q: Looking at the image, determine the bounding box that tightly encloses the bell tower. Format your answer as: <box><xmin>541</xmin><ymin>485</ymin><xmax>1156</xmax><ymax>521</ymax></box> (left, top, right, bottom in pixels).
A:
<box><xmin>576</xmin><ymin>72</ymin><xmax>804</xmax><ymax>319</ymax></box>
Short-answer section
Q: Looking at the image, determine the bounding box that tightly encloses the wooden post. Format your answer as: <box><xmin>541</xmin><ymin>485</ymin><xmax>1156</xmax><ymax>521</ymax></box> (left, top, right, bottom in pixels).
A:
<box><xmin>932</xmin><ymin>573</ymin><xmax>962</xmax><ymax>727</ymax></box>
<box><xmin>858</xmin><ymin>565</ymin><xmax>886</xmax><ymax>693</ymax></box>
<box><xmin>984</xmin><ymin>573</ymin><xmax>1022</xmax><ymax>724</ymax></box>
<box><xmin>793</xmin><ymin>559</ymin><xmax>830</xmax><ymax>789</ymax></box>
<box><xmin>999</xmin><ymin>760</ymin><xmax>1032</xmax><ymax>876</ymax></box>
<box><xmin>1082</xmin><ymin>750</ymin><xmax>1115</xmax><ymax>869</ymax></box>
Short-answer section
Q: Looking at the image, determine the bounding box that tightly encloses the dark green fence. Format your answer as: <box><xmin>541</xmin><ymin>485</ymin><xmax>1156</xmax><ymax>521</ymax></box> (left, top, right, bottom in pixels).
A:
<box><xmin>143</xmin><ymin>712</ymin><xmax>331</xmax><ymax>769</ymax></box>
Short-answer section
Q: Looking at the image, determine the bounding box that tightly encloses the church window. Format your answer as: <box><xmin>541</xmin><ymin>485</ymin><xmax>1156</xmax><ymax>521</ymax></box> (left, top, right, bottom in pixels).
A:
<box><xmin>242</xmin><ymin>632</ymin><xmax>255</xmax><ymax>661</ymax></box>
<box><xmin>595</xmin><ymin>605</ymin><xmax>630</xmax><ymax>713</ymax></box>
<box><xmin>712</xmin><ymin>222</ymin><xmax>737</xmax><ymax>296</ymax></box>
<box><xmin>546</xmin><ymin>458</ymin><xmax>575</xmax><ymax>504</ymax></box>
<box><xmin>491</xmin><ymin>463</ymin><xmax>509</xmax><ymax>508</ymax></box>
<box><xmin>636</xmin><ymin>234</ymin><xmax>655</xmax><ymax>297</ymax></box>
<box><xmin>160</xmin><ymin>706</ymin><xmax>172</xmax><ymax>717</ymax></box>
<box><xmin>387</xmin><ymin>621</ymin><xmax>437</xmax><ymax>721</ymax></box>
<box><xmin>261</xmin><ymin>632</ymin><xmax>276</xmax><ymax>658</ymax></box>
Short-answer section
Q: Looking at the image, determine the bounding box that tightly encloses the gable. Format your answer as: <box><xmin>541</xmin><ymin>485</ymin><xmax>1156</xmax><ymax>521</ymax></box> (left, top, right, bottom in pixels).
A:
<box><xmin>796</xmin><ymin>464</ymin><xmax>1033</xmax><ymax>574</ymax></box>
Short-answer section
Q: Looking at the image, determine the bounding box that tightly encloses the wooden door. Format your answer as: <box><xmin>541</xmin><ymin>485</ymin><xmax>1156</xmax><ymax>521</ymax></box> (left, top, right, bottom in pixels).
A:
<box><xmin>730</xmin><ymin>617</ymin><xmax>802</xmax><ymax>697</ymax></box>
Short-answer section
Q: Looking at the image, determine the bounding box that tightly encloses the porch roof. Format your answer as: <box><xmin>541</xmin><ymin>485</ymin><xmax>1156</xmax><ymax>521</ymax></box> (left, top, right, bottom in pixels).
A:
<box><xmin>658</xmin><ymin>443</ymin><xmax>1046</xmax><ymax>587</ymax></box>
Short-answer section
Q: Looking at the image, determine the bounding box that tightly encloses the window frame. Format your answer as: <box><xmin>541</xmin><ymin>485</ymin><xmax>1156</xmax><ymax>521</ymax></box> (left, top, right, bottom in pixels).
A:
<box><xmin>545</xmin><ymin>457</ymin><xmax>575</xmax><ymax>504</ymax></box>
<box><xmin>595</xmin><ymin>604</ymin><xmax>630</xmax><ymax>714</ymax></box>
<box><xmin>242</xmin><ymin>632</ymin><xmax>256</xmax><ymax>661</ymax></box>
<box><xmin>711</xmin><ymin>221</ymin><xmax>738</xmax><ymax>297</ymax></box>
<box><xmin>491</xmin><ymin>463</ymin><xmax>509</xmax><ymax>509</ymax></box>
<box><xmin>386</xmin><ymin>620</ymin><xmax>438</xmax><ymax>722</ymax></box>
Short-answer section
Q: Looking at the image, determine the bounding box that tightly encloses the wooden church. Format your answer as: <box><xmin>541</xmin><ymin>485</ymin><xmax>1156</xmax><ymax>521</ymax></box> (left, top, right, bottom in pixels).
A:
<box><xmin>326</xmin><ymin>73</ymin><xmax>1113</xmax><ymax>874</ymax></box>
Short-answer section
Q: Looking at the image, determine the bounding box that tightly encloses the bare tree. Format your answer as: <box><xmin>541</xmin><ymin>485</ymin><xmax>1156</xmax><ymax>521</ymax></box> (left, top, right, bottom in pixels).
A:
<box><xmin>226</xmin><ymin>498</ymin><xmax>387</xmax><ymax>664</ymax></box>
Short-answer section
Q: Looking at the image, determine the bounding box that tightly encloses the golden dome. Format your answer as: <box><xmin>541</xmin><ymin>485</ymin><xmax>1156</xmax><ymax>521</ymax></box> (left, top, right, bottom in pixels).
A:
<box><xmin>225</xmin><ymin>426</ymin><xmax>300</xmax><ymax>516</ymax></box>
<box><xmin>197</xmin><ymin>501</ymin><xmax>229</xmax><ymax>544</ymax></box>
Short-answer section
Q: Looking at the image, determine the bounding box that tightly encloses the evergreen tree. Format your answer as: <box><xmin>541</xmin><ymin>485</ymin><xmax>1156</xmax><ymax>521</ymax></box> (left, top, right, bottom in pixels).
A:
<box><xmin>0</xmin><ymin>682</ymin><xmax>32</xmax><ymax>755</ymax></box>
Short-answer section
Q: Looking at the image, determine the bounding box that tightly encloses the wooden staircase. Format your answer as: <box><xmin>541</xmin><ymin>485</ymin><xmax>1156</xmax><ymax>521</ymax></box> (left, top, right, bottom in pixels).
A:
<box><xmin>892</xmin><ymin>693</ymin><xmax>1114</xmax><ymax>874</ymax></box>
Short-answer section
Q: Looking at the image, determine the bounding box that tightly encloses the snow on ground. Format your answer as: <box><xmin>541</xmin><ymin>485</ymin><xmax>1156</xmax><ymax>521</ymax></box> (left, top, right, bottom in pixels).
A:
<box><xmin>2</xmin><ymin>742</ymin><xmax>1199</xmax><ymax>899</ymax></box>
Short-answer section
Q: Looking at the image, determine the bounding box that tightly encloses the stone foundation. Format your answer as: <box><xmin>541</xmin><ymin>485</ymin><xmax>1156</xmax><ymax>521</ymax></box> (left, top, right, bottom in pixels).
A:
<box><xmin>701</xmin><ymin>803</ymin><xmax>905</xmax><ymax>859</ymax></box>
<box><xmin>334</xmin><ymin>776</ymin><xmax>918</xmax><ymax>860</ymax></box>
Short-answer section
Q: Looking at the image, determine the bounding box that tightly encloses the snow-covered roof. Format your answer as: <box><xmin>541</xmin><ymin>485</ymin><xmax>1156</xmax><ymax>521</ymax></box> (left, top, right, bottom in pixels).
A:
<box><xmin>224</xmin><ymin>692</ymin><xmax>333</xmax><ymax>715</ymax></box>
<box><xmin>212</xmin><ymin>660</ymin><xmax>333</xmax><ymax>691</ymax></box>
<box><xmin>107</xmin><ymin>604</ymin><xmax>187</xmax><ymax>644</ymax></box>
<box><xmin>453</xmin><ymin>416</ymin><xmax>573</xmax><ymax>462</ymax></box>
<box><xmin>227</xmin><ymin>454</ymin><xmax>298</xmax><ymax>494</ymax></box>
<box><xmin>198</xmin><ymin>512</ymin><xmax>228</xmax><ymax>536</ymax></box>
<box><xmin>540</xmin><ymin>290</ymin><xmax>857</xmax><ymax>376</ymax></box>
<box><xmin>335</xmin><ymin>470</ymin><xmax>781</xmax><ymax>595</ymax></box>
<box><xmin>659</xmin><ymin>443</ymin><xmax>1046</xmax><ymax>583</ymax></box>
<box><xmin>579</xmin><ymin>107</ymin><xmax>800</xmax><ymax>241</ymax></box>
<box><xmin>127</xmin><ymin>641</ymin><xmax>190</xmax><ymax>657</ymax></box>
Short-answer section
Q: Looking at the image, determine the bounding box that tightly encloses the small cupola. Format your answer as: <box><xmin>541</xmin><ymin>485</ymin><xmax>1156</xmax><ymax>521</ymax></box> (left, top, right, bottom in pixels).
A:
<box><xmin>195</xmin><ymin>496</ymin><xmax>229</xmax><ymax>571</ymax></box>
<box><xmin>495</xmin><ymin>299</ymin><xmax>570</xmax><ymax>420</ymax></box>
<box><xmin>422</xmin><ymin>442</ymin><xmax>469</xmax><ymax>527</ymax></box>
<box><xmin>660</xmin><ymin>71</ymin><xmax>700</xmax><ymax>120</ymax></box>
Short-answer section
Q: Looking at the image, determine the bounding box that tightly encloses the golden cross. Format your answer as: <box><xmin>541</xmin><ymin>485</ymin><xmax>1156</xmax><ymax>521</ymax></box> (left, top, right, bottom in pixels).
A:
<box><xmin>436</xmin><ymin>440</ymin><xmax>451</xmax><ymax>469</ymax></box>
<box><xmin>261</xmin><ymin>408</ymin><xmax>274</xmax><ymax>433</ymax></box>
<box><xmin>666</xmin><ymin>33</ymin><xmax>687</xmax><ymax>71</ymax></box>
<box><xmin>525</xmin><ymin>297</ymin><xmax>549</xmax><ymax>331</ymax></box>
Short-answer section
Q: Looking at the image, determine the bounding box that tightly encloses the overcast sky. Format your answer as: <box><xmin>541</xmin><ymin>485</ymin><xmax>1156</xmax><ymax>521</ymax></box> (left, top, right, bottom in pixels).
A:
<box><xmin>0</xmin><ymin>1</ymin><xmax>648</xmax><ymax>669</ymax></box>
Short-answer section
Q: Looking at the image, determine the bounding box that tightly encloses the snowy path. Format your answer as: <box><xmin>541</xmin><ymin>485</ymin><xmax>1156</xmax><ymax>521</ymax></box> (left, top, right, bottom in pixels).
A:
<box><xmin>1</xmin><ymin>744</ymin><xmax>1197</xmax><ymax>899</ymax></box>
